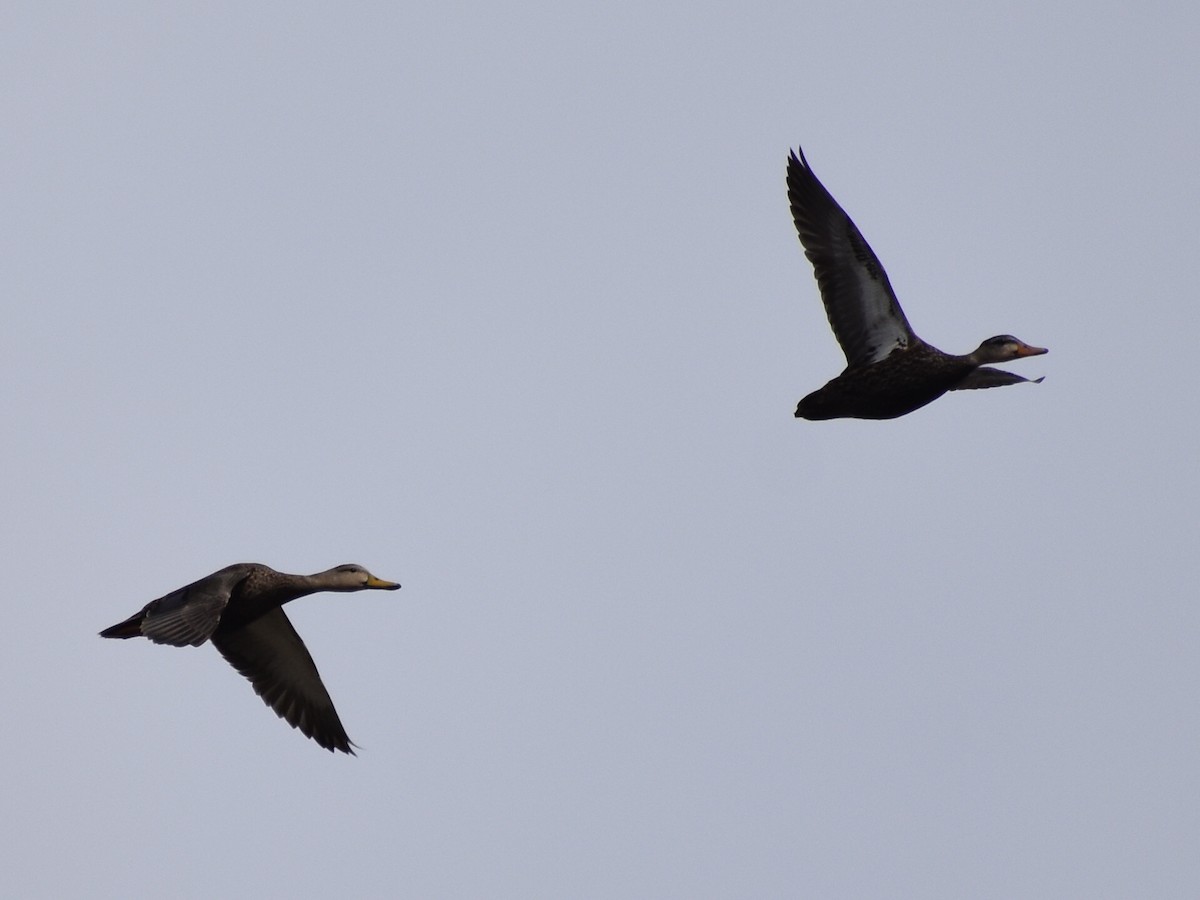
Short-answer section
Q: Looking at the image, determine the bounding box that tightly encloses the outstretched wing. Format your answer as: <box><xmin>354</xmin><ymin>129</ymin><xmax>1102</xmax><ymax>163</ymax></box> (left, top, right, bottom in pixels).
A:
<box><xmin>953</xmin><ymin>367</ymin><xmax>1045</xmax><ymax>391</ymax></box>
<box><xmin>137</xmin><ymin>565</ymin><xmax>252</xmax><ymax>647</ymax></box>
<box><xmin>212</xmin><ymin>607</ymin><xmax>354</xmax><ymax>754</ymax></box>
<box><xmin>787</xmin><ymin>147</ymin><xmax>917</xmax><ymax>367</ymax></box>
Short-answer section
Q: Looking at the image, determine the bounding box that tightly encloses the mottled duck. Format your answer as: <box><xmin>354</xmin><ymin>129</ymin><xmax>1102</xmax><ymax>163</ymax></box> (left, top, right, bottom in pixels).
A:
<box><xmin>100</xmin><ymin>563</ymin><xmax>400</xmax><ymax>754</ymax></box>
<box><xmin>787</xmin><ymin>146</ymin><xmax>1047</xmax><ymax>420</ymax></box>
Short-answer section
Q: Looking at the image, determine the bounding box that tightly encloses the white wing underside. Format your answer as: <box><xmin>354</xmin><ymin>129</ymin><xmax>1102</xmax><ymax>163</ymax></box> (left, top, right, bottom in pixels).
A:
<box><xmin>838</xmin><ymin>264</ymin><xmax>912</xmax><ymax>366</ymax></box>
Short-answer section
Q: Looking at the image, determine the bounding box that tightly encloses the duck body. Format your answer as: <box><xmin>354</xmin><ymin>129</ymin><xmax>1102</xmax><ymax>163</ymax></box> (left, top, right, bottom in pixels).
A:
<box><xmin>796</xmin><ymin>340</ymin><xmax>977</xmax><ymax>420</ymax></box>
<box><xmin>100</xmin><ymin>562</ymin><xmax>400</xmax><ymax>754</ymax></box>
<box><xmin>787</xmin><ymin>146</ymin><xmax>1046</xmax><ymax>420</ymax></box>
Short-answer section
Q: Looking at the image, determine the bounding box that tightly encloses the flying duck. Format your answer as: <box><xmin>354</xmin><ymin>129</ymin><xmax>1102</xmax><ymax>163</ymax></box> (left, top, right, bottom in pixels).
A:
<box><xmin>100</xmin><ymin>562</ymin><xmax>400</xmax><ymax>754</ymax></box>
<box><xmin>787</xmin><ymin>146</ymin><xmax>1046</xmax><ymax>420</ymax></box>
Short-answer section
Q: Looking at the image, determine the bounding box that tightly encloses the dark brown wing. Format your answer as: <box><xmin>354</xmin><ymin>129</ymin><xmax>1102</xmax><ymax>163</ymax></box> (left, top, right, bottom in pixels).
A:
<box><xmin>110</xmin><ymin>564</ymin><xmax>255</xmax><ymax>647</ymax></box>
<box><xmin>211</xmin><ymin>607</ymin><xmax>354</xmax><ymax>754</ymax></box>
<box><xmin>953</xmin><ymin>367</ymin><xmax>1045</xmax><ymax>391</ymax></box>
<box><xmin>787</xmin><ymin>147</ymin><xmax>917</xmax><ymax>367</ymax></box>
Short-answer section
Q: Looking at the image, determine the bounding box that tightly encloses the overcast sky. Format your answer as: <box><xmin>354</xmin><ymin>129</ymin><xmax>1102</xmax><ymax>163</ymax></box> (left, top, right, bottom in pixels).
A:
<box><xmin>2</xmin><ymin>2</ymin><xmax>1198</xmax><ymax>897</ymax></box>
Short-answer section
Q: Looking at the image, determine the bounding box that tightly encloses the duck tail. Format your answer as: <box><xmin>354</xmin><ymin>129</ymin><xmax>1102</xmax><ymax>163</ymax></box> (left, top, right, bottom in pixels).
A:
<box><xmin>99</xmin><ymin>612</ymin><xmax>144</xmax><ymax>639</ymax></box>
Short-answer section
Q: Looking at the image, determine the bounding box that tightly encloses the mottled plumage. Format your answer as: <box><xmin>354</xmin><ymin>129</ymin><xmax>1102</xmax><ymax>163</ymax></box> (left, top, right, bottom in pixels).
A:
<box><xmin>787</xmin><ymin>147</ymin><xmax>1046</xmax><ymax>420</ymax></box>
<box><xmin>100</xmin><ymin>562</ymin><xmax>400</xmax><ymax>754</ymax></box>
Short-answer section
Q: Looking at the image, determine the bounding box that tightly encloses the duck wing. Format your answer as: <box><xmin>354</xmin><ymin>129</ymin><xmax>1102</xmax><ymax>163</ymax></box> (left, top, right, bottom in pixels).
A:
<box><xmin>132</xmin><ymin>564</ymin><xmax>254</xmax><ymax>647</ymax></box>
<box><xmin>787</xmin><ymin>148</ymin><xmax>917</xmax><ymax>367</ymax></box>
<box><xmin>211</xmin><ymin>607</ymin><xmax>354</xmax><ymax>754</ymax></box>
<box><xmin>953</xmin><ymin>367</ymin><xmax>1046</xmax><ymax>391</ymax></box>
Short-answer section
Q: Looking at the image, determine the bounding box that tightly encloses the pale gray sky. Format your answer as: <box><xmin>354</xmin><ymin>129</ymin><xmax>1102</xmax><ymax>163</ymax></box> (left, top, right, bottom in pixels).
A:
<box><xmin>2</xmin><ymin>2</ymin><xmax>1198</xmax><ymax>897</ymax></box>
